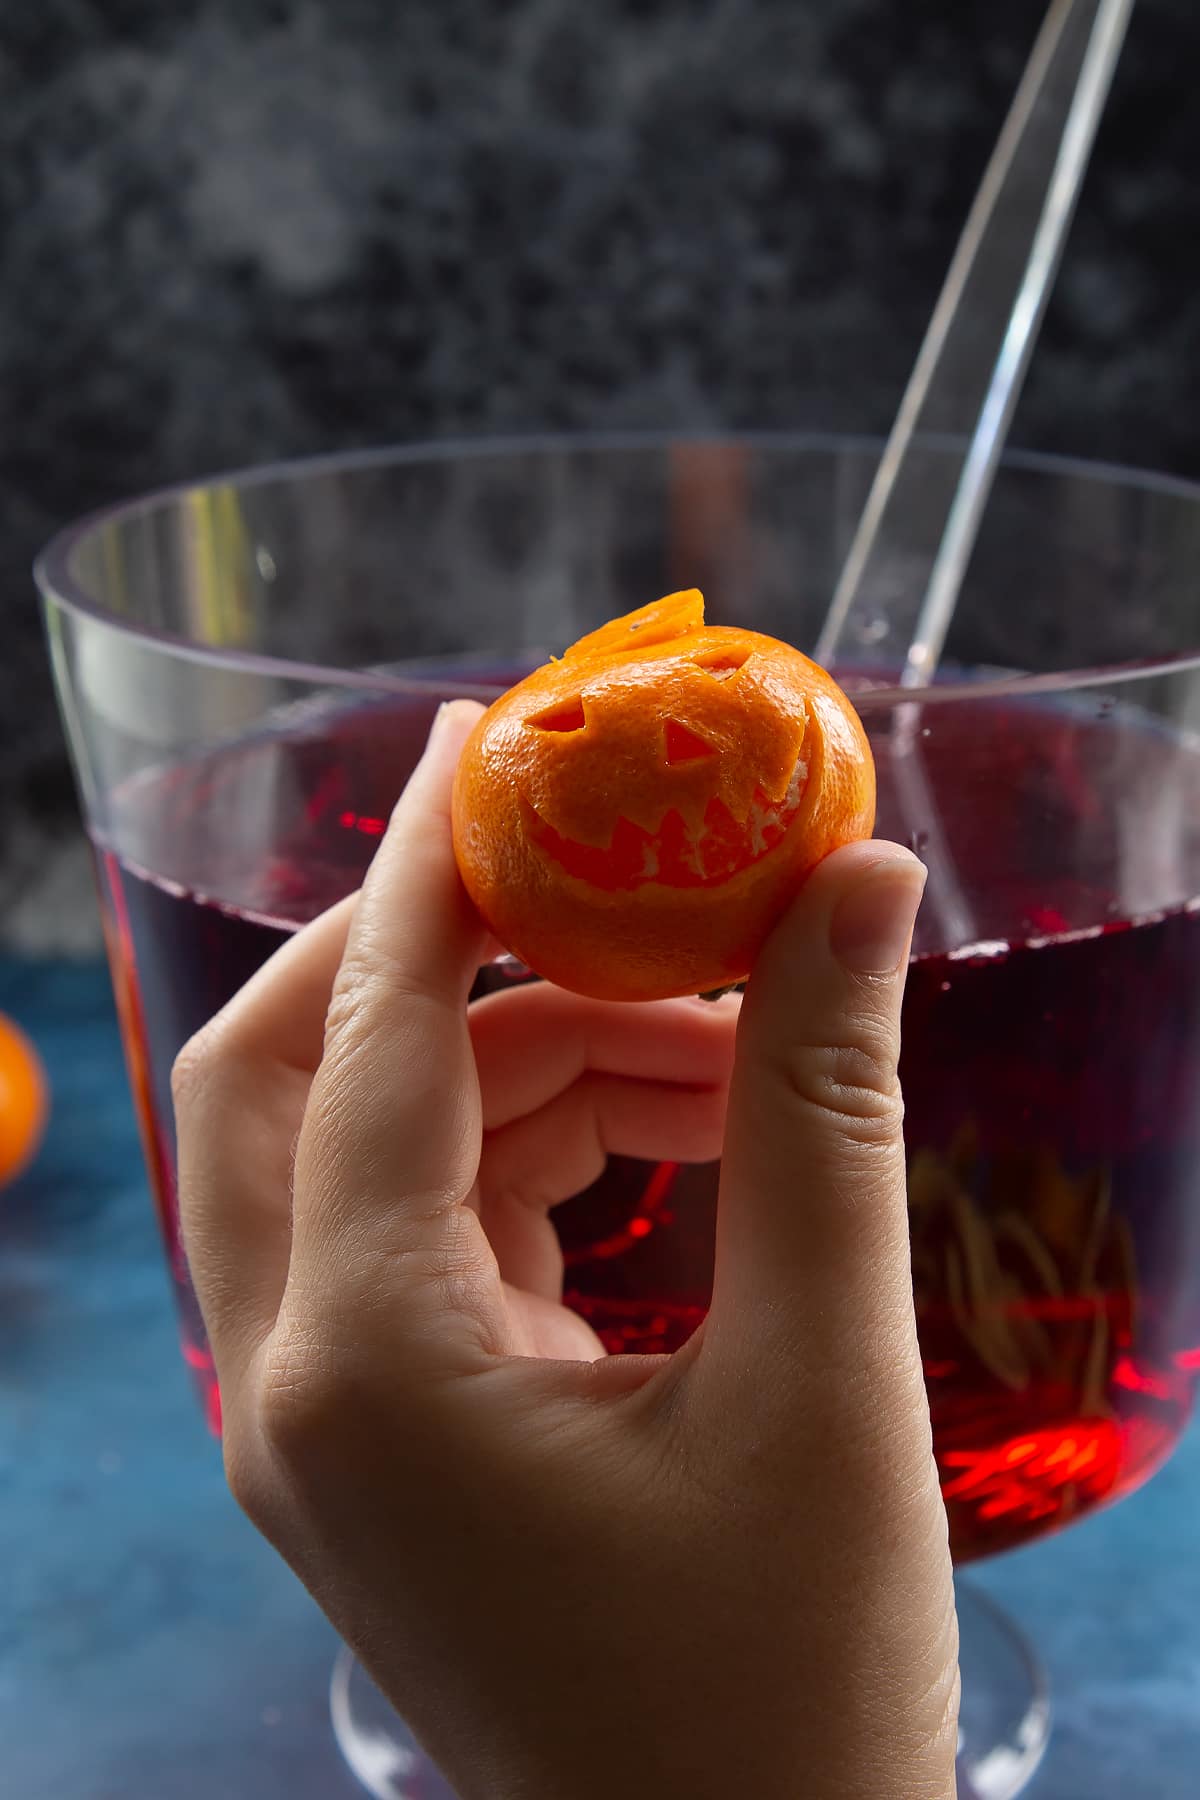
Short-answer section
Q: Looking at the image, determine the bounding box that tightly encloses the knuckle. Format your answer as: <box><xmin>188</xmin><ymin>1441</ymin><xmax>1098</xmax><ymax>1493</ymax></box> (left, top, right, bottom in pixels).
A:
<box><xmin>773</xmin><ymin>1032</ymin><xmax>904</xmax><ymax>1146</ymax></box>
<box><xmin>323</xmin><ymin>953</ymin><xmax>446</xmax><ymax>1059</ymax></box>
<box><xmin>420</xmin><ymin>1216</ymin><xmax>503</xmax><ymax>1323</ymax></box>
<box><xmin>170</xmin><ymin>1018</ymin><xmax>229</xmax><ymax>1113</ymax></box>
<box><xmin>322</xmin><ymin>953</ymin><xmax>402</xmax><ymax>1053</ymax></box>
<box><xmin>320</xmin><ymin>973</ymin><xmax>365</xmax><ymax>1057</ymax></box>
<box><xmin>221</xmin><ymin>1419</ymin><xmax>277</xmax><ymax>1530</ymax></box>
<box><xmin>257</xmin><ymin>1328</ymin><xmax>352</xmax><ymax>1465</ymax></box>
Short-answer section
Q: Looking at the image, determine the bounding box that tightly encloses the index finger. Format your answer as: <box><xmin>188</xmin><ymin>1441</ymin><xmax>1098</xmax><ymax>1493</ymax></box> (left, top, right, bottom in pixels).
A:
<box><xmin>331</xmin><ymin>699</ymin><xmax>490</xmax><ymax>1022</ymax></box>
<box><xmin>284</xmin><ymin>700</ymin><xmax>499</xmax><ymax>1325</ymax></box>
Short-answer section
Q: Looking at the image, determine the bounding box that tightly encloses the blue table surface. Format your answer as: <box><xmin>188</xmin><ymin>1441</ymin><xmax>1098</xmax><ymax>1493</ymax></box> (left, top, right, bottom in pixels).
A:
<box><xmin>2</xmin><ymin>957</ymin><xmax>1198</xmax><ymax>1800</ymax></box>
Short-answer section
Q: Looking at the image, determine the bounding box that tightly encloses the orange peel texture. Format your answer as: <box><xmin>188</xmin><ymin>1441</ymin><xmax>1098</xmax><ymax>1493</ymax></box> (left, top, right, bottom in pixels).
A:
<box><xmin>451</xmin><ymin>589</ymin><xmax>876</xmax><ymax>1001</ymax></box>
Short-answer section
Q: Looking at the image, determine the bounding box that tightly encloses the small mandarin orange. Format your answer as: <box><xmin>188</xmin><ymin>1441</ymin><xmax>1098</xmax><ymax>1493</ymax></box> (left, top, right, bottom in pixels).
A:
<box><xmin>452</xmin><ymin>589</ymin><xmax>876</xmax><ymax>1001</ymax></box>
<box><xmin>0</xmin><ymin>1013</ymin><xmax>49</xmax><ymax>1186</ymax></box>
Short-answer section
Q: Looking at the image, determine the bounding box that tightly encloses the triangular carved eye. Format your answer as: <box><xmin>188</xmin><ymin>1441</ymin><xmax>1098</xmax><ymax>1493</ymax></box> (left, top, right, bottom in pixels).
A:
<box><xmin>664</xmin><ymin>720</ymin><xmax>716</xmax><ymax>765</ymax></box>
<box><xmin>529</xmin><ymin>698</ymin><xmax>586</xmax><ymax>733</ymax></box>
<box><xmin>691</xmin><ymin>649</ymin><xmax>749</xmax><ymax>679</ymax></box>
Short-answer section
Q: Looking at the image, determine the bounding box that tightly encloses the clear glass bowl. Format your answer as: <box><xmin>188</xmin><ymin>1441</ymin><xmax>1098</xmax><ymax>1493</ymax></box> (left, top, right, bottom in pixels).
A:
<box><xmin>38</xmin><ymin>433</ymin><xmax>1200</xmax><ymax>1799</ymax></box>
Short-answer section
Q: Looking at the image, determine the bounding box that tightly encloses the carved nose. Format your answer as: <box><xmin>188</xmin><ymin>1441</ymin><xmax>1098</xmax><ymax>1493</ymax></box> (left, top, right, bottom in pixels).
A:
<box><xmin>664</xmin><ymin>721</ymin><xmax>716</xmax><ymax>765</ymax></box>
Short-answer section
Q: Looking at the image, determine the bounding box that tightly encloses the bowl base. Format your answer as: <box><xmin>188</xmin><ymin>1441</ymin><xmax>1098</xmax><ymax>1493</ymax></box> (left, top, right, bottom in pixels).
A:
<box><xmin>331</xmin><ymin>1579</ymin><xmax>1050</xmax><ymax>1800</ymax></box>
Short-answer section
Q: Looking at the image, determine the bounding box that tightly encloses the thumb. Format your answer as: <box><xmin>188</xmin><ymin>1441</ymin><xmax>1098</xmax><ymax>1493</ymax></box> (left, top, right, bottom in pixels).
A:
<box><xmin>684</xmin><ymin>842</ymin><xmax>958</xmax><ymax>1800</ymax></box>
<box><xmin>706</xmin><ymin>840</ymin><xmax>927</xmax><ymax>1378</ymax></box>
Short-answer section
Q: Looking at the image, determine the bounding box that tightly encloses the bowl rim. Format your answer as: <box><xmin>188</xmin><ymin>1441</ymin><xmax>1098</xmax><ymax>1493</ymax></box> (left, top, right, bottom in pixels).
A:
<box><xmin>34</xmin><ymin>428</ymin><xmax>1200</xmax><ymax>706</ymax></box>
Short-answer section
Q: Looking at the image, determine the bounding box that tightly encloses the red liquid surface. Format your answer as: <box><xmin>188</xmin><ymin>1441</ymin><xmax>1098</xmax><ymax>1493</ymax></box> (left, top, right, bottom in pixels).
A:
<box><xmin>94</xmin><ymin>686</ymin><xmax>1200</xmax><ymax>1560</ymax></box>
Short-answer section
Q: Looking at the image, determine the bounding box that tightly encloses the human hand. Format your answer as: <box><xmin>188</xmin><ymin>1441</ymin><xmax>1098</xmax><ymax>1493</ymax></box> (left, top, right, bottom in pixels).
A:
<box><xmin>174</xmin><ymin>701</ymin><xmax>958</xmax><ymax>1800</ymax></box>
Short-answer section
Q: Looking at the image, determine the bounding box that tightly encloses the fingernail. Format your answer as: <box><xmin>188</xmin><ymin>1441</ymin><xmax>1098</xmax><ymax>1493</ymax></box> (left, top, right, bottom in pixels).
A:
<box><xmin>830</xmin><ymin>859</ymin><xmax>926</xmax><ymax>975</ymax></box>
<box><xmin>427</xmin><ymin>699</ymin><xmax>473</xmax><ymax>752</ymax></box>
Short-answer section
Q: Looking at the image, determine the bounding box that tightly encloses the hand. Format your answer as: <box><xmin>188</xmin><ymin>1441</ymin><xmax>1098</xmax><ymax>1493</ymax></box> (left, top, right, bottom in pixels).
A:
<box><xmin>173</xmin><ymin>701</ymin><xmax>958</xmax><ymax>1800</ymax></box>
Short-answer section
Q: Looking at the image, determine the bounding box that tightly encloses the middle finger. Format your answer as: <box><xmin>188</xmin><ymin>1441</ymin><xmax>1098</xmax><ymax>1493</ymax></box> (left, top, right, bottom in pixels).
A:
<box><xmin>470</xmin><ymin>983</ymin><xmax>740</xmax><ymax>1132</ymax></box>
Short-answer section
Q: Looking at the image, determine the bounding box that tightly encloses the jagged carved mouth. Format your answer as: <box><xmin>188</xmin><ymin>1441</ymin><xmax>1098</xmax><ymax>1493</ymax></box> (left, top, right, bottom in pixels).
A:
<box><xmin>519</xmin><ymin>646</ymin><xmax>808</xmax><ymax>893</ymax></box>
<box><xmin>524</xmin><ymin>756</ymin><xmax>809</xmax><ymax>893</ymax></box>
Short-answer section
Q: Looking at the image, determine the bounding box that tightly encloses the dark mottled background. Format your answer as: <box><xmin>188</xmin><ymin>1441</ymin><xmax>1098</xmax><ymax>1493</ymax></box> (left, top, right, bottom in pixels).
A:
<box><xmin>3</xmin><ymin>0</ymin><xmax>1199</xmax><ymax>949</ymax></box>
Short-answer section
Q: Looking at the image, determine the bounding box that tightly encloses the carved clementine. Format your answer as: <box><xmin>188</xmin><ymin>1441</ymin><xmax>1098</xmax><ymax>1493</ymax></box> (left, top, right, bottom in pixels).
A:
<box><xmin>452</xmin><ymin>589</ymin><xmax>876</xmax><ymax>1001</ymax></box>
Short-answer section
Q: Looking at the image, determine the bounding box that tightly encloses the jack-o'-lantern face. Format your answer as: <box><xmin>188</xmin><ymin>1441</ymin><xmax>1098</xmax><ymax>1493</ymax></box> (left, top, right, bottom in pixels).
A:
<box><xmin>452</xmin><ymin>589</ymin><xmax>875</xmax><ymax>1001</ymax></box>
<box><xmin>520</xmin><ymin>630</ymin><xmax>809</xmax><ymax>892</ymax></box>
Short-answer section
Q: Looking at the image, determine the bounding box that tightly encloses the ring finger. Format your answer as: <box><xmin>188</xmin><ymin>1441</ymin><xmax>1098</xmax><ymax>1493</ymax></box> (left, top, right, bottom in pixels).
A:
<box><xmin>478</xmin><ymin>1071</ymin><xmax>727</xmax><ymax>1299</ymax></box>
